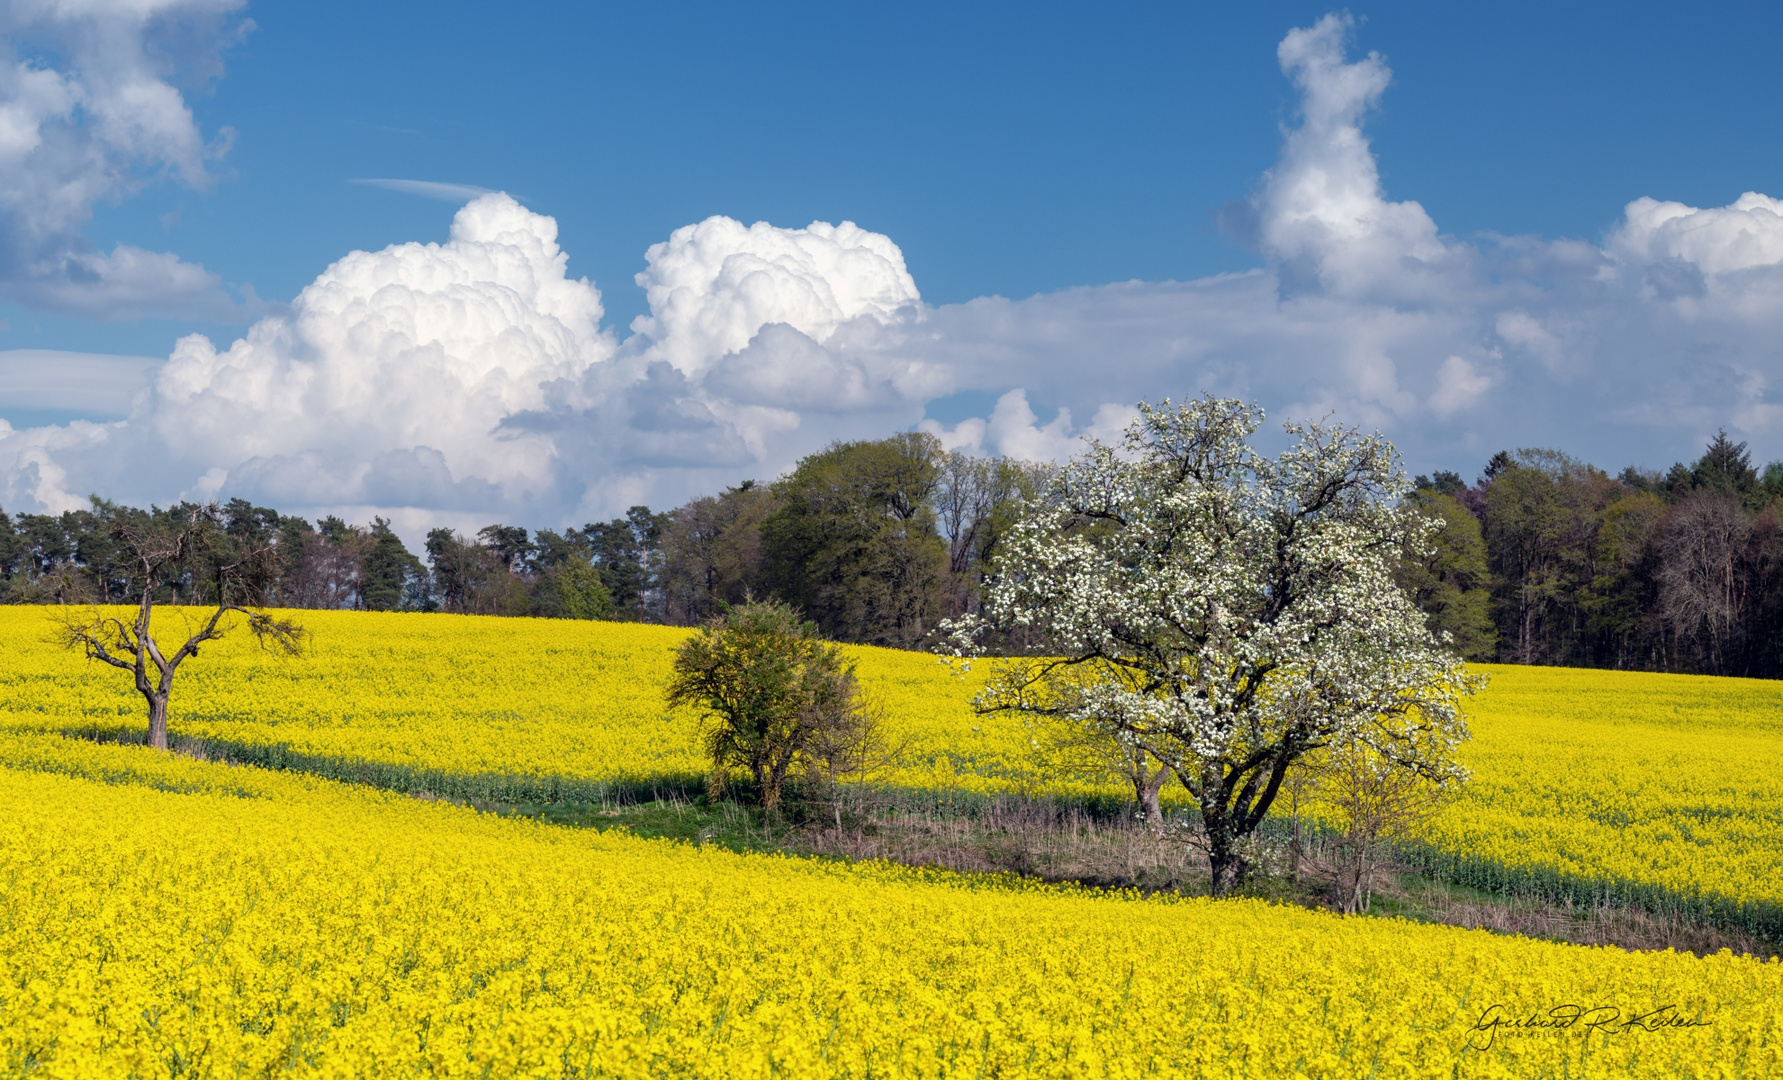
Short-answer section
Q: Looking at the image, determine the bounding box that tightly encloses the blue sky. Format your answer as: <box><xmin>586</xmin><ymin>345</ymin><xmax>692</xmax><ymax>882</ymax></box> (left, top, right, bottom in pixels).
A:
<box><xmin>29</xmin><ymin>1</ymin><xmax>1783</xmax><ymax>350</ymax></box>
<box><xmin>5</xmin><ymin>2</ymin><xmax>1783</xmax><ymax>532</ymax></box>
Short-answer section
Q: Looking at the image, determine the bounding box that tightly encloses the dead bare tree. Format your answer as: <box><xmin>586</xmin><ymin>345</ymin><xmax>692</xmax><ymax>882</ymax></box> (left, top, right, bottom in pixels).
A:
<box><xmin>803</xmin><ymin>690</ymin><xmax>906</xmax><ymax>828</ymax></box>
<box><xmin>285</xmin><ymin>525</ymin><xmax>370</xmax><ymax>610</ymax></box>
<box><xmin>57</xmin><ymin>504</ymin><xmax>306</xmax><ymax>750</ymax></box>
<box><xmin>1306</xmin><ymin>739</ymin><xmax>1462</xmax><ymax>915</ymax></box>
<box><xmin>933</xmin><ymin>451</ymin><xmax>1055</xmax><ymax>624</ymax></box>
<box><xmin>1657</xmin><ymin>493</ymin><xmax>1752</xmax><ymax>675</ymax></box>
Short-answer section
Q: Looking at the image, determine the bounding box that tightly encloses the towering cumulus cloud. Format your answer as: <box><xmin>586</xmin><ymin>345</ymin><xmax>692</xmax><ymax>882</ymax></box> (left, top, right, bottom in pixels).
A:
<box><xmin>9</xmin><ymin>11</ymin><xmax>1783</xmax><ymax>532</ymax></box>
<box><xmin>1250</xmin><ymin>14</ymin><xmax>1451</xmax><ymax>300</ymax></box>
<box><xmin>0</xmin><ymin>195</ymin><xmax>934</xmax><ymax>525</ymax></box>
<box><xmin>0</xmin><ymin>0</ymin><xmax>246</xmax><ymax>317</ymax></box>
<box><xmin>150</xmin><ymin>194</ymin><xmax>614</xmax><ymax>515</ymax></box>
<box><xmin>631</xmin><ymin>216</ymin><xmax>919</xmax><ymax>376</ymax></box>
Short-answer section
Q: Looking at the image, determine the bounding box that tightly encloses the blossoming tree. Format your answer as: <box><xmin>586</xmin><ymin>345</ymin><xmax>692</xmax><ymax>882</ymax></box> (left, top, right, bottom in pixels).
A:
<box><xmin>942</xmin><ymin>396</ymin><xmax>1479</xmax><ymax>895</ymax></box>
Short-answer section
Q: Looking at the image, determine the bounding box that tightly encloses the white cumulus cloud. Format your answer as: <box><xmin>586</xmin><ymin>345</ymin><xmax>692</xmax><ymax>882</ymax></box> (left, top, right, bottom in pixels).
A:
<box><xmin>918</xmin><ymin>391</ymin><xmax>1135</xmax><ymax>462</ymax></box>
<box><xmin>629</xmin><ymin>216</ymin><xmax>920</xmax><ymax>377</ymax></box>
<box><xmin>1427</xmin><ymin>356</ymin><xmax>1496</xmax><ymax>416</ymax></box>
<box><xmin>1610</xmin><ymin>192</ymin><xmax>1783</xmax><ymax>276</ymax></box>
<box><xmin>149</xmin><ymin>193</ymin><xmax>614</xmax><ymax>515</ymax></box>
<box><xmin>1244</xmin><ymin>12</ymin><xmax>1455</xmax><ymax>302</ymax></box>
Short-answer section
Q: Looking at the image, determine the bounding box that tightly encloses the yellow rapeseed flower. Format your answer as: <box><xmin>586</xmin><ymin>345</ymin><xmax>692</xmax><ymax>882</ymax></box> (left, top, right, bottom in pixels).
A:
<box><xmin>0</xmin><ymin>734</ymin><xmax>1778</xmax><ymax>1077</ymax></box>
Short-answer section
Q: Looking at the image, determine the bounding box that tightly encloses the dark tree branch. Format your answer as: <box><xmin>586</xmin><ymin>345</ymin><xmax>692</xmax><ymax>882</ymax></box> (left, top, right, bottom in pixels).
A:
<box><xmin>55</xmin><ymin>503</ymin><xmax>307</xmax><ymax>750</ymax></box>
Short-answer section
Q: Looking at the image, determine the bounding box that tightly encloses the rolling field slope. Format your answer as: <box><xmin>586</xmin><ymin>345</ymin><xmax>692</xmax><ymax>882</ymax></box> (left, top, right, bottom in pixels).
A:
<box><xmin>1424</xmin><ymin>665</ymin><xmax>1783</xmax><ymax>933</ymax></box>
<box><xmin>4</xmin><ymin>607</ymin><xmax>1783</xmax><ymax>931</ymax></box>
<box><xmin>2</xmin><ymin>730</ymin><xmax>1779</xmax><ymax>1078</ymax></box>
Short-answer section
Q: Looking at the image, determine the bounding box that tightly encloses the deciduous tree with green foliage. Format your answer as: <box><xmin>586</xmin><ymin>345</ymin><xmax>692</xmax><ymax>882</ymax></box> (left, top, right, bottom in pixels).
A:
<box><xmin>1396</xmin><ymin>487</ymin><xmax>1497</xmax><ymax>660</ymax></box>
<box><xmin>661</xmin><ymin>481</ymin><xmax>779</xmax><ymax>624</ymax></box>
<box><xmin>665</xmin><ymin>600</ymin><xmax>872</xmax><ymax>811</ymax></box>
<box><xmin>538</xmin><ymin>564</ymin><xmax>613</xmax><ymax>620</ymax></box>
<box><xmin>762</xmin><ymin>433</ymin><xmax>949</xmax><ymax>648</ymax></box>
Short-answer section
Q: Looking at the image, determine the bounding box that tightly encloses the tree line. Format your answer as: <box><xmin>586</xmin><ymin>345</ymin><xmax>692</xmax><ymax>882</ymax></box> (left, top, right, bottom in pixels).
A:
<box><xmin>1402</xmin><ymin>430</ymin><xmax>1783</xmax><ymax>677</ymax></box>
<box><xmin>8</xmin><ymin>424</ymin><xmax>1783</xmax><ymax>678</ymax></box>
<box><xmin>0</xmin><ymin>432</ymin><xmax>1046</xmax><ymax>647</ymax></box>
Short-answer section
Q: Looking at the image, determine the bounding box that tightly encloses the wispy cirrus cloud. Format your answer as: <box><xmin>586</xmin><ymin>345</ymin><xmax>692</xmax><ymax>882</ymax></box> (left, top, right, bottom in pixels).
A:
<box><xmin>352</xmin><ymin>178</ymin><xmax>500</xmax><ymax>202</ymax></box>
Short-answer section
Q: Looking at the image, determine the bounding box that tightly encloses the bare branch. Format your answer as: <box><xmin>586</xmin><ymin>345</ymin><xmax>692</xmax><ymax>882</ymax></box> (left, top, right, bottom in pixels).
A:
<box><xmin>53</xmin><ymin>607</ymin><xmax>137</xmax><ymax>673</ymax></box>
<box><xmin>52</xmin><ymin>501</ymin><xmax>308</xmax><ymax>750</ymax></box>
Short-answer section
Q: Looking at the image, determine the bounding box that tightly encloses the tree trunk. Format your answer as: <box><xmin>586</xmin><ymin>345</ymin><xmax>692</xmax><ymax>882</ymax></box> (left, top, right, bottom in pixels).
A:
<box><xmin>146</xmin><ymin>691</ymin><xmax>170</xmax><ymax>751</ymax></box>
<box><xmin>1203</xmin><ymin>809</ymin><xmax>1248</xmax><ymax>897</ymax></box>
<box><xmin>1208</xmin><ymin>843</ymin><xmax>1247</xmax><ymax>897</ymax></box>
<box><xmin>760</xmin><ymin>755</ymin><xmax>789</xmax><ymax>812</ymax></box>
<box><xmin>1289</xmin><ymin>809</ymin><xmax>1302</xmax><ymax>885</ymax></box>
<box><xmin>1138</xmin><ymin>765</ymin><xmax>1167</xmax><ymax>828</ymax></box>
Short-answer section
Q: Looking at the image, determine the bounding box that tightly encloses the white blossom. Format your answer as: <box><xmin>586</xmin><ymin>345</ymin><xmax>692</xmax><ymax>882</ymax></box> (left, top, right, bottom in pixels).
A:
<box><xmin>944</xmin><ymin>396</ymin><xmax>1481</xmax><ymax>892</ymax></box>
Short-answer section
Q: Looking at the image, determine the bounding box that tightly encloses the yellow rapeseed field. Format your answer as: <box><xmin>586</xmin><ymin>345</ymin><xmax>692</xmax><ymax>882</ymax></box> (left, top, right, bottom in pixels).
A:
<box><xmin>5</xmin><ymin>607</ymin><xmax>1783</xmax><ymax>930</ymax></box>
<box><xmin>1424</xmin><ymin>664</ymin><xmax>1783</xmax><ymax>933</ymax></box>
<box><xmin>0</xmin><ymin>606</ymin><xmax>1056</xmax><ymax>805</ymax></box>
<box><xmin>3</xmin><ymin>729</ymin><xmax>1779</xmax><ymax>1079</ymax></box>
